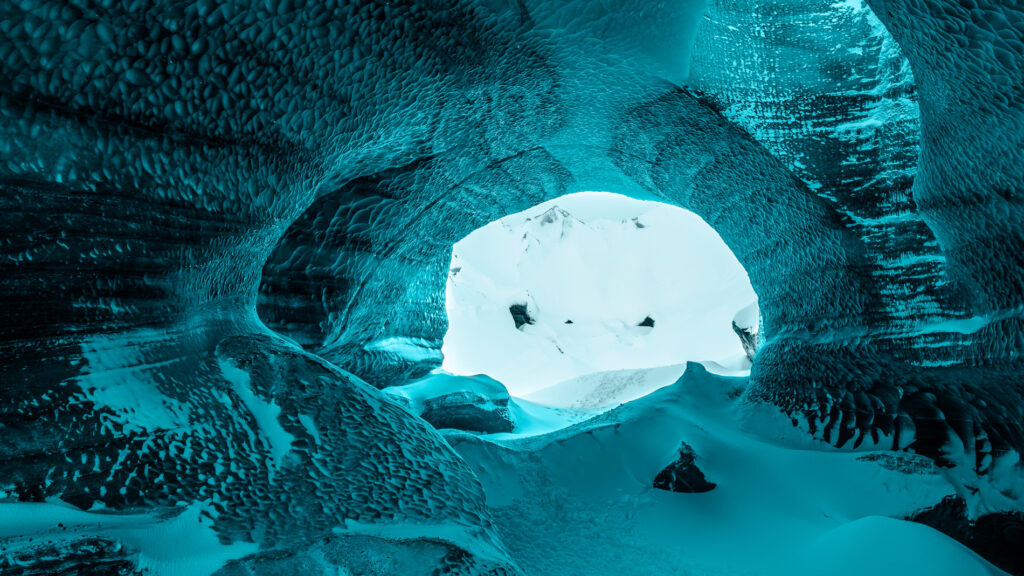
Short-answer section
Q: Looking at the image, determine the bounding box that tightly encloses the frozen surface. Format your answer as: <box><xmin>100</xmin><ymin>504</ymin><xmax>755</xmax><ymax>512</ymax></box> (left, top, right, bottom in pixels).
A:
<box><xmin>0</xmin><ymin>502</ymin><xmax>258</xmax><ymax>576</ymax></box>
<box><xmin>443</xmin><ymin>192</ymin><xmax>757</xmax><ymax>397</ymax></box>
<box><xmin>1</xmin><ymin>329</ymin><xmax>517</xmax><ymax>575</ymax></box>
<box><xmin>524</xmin><ymin>363</ymin><xmax>689</xmax><ymax>410</ymax></box>
<box><xmin>796</xmin><ymin>516</ymin><xmax>998</xmax><ymax>576</ymax></box>
<box><xmin>449</xmin><ymin>365</ymin><xmax>1006</xmax><ymax>576</ymax></box>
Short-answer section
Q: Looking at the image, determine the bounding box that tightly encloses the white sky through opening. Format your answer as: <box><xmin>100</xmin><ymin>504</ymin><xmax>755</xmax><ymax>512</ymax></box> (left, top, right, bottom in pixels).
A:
<box><xmin>441</xmin><ymin>192</ymin><xmax>758</xmax><ymax>404</ymax></box>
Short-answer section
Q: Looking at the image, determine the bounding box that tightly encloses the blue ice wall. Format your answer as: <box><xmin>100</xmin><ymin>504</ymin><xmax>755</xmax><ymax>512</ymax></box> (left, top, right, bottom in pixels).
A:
<box><xmin>870</xmin><ymin>0</ymin><xmax>1024</xmax><ymax>317</ymax></box>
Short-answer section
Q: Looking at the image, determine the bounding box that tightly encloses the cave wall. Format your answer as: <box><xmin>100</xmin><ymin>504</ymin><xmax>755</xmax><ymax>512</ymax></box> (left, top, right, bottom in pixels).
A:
<box><xmin>868</xmin><ymin>0</ymin><xmax>1024</xmax><ymax>320</ymax></box>
<box><xmin>689</xmin><ymin>0</ymin><xmax>970</xmax><ymax>365</ymax></box>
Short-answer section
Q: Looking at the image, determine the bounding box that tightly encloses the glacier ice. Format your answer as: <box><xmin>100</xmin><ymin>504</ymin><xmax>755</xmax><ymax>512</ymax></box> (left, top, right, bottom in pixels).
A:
<box><xmin>1</xmin><ymin>0</ymin><xmax>1023</xmax><ymax>574</ymax></box>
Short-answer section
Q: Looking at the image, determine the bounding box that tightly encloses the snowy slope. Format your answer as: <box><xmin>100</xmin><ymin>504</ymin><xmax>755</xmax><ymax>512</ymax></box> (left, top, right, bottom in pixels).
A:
<box><xmin>448</xmin><ymin>364</ymin><xmax>1006</xmax><ymax>576</ymax></box>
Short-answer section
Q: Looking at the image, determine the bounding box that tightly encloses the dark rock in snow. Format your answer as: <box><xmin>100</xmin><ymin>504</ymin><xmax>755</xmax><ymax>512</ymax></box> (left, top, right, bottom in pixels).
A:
<box><xmin>653</xmin><ymin>441</ymin><xmax>716</xmax><ymax>493</ymax></box>
<box><xmin>509</xmin><ymin>303</ymin><xmax>535</xmax><ymax>330</ymax></box>
<box><xmin>0</xmin><ymin>537</ymin><xmax>134</xmax><ymax>576</ymax></box>
<box><xmin>732</xmin><ymin>320</ymin><xmax>758</xmax><ymax>362</ymax></box>
<box><xmin>731</xmin><ymin>301</ymin><xmax>759</xmax><ymax>361</ymax></box>
<box><xmin>908</xmin><ymin>496</ymin><xmax>1024</xmax><ymax>576</ymax></box>
<box><xmin>384</xmin><ymin>373</ymin><xmax>515</xmax><ymax>434</ymax></box>
<box><xmin>857</xmin><ymin>452</ymin><xmax>937</xmax><ymax>475</ymax></box>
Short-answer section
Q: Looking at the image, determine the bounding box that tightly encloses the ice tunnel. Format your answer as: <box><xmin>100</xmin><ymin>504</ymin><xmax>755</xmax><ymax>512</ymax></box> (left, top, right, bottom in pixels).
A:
<box><xmin>1</xmin><ymin>0</ymin><xmax>1024</xmax><ymax>575</ymax></box>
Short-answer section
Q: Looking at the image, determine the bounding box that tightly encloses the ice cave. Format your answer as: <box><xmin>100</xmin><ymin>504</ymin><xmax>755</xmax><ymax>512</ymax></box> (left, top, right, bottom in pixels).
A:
<box><xmin>1</xmin><ymin>0</ymin><xmax>1023</xmax><ymax>575</ymax></box>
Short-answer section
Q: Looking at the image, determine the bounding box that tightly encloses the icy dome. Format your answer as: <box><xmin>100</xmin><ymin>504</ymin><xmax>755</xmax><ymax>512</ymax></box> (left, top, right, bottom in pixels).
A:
<box><xmin>1</xmin><ymin>0</ymin><xmax>1023</xmax><ymax>574</ymax></box>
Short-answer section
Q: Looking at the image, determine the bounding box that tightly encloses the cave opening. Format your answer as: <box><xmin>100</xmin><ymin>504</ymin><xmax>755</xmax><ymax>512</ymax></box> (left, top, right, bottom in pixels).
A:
<box><xmin>439</xmin><ymin>191</ymin><xmax>760</xmax><ymax>408</ymax></box>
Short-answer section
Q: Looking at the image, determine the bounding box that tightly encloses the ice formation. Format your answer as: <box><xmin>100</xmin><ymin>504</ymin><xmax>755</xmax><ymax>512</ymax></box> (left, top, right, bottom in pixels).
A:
<box><xmin>1</xmin><ymin>0</ymin><xmax>1023</xmax><ymax>574</ymax></box>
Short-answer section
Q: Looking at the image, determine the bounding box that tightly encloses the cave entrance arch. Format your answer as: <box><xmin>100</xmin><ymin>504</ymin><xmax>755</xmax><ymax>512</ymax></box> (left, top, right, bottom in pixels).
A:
<box><xmin>440</xmin><ymin>191</ymin><xmax>759</xmax><ymax>408</ymax></box>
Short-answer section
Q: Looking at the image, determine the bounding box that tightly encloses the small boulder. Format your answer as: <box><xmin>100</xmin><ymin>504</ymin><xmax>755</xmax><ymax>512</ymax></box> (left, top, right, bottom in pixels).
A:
<box><xmin>384</xmin><ymin>372</ymin><xmax>515</xmax><ymax>434</ymax></box>
<box><xmin>653</xmin><ymin>441</ymin><xmax>716</xmax><ymax>493</ymax></box>
<box><xmin>509</xmin><ymin>303</ymin><xmax>535</xmax><ymax>330</ymax></box>
<box><xmin>731</xmin><ymin>300</ymin><xmax>760</xmax><ymax>361</ymax></box>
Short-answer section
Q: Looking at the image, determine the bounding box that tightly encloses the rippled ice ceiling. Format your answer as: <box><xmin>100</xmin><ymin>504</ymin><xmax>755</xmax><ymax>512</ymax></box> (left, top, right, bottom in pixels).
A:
<box><xmin>1</xmin><ymin>0</ymin><xmax>1023</xmax><ymax>574</ymax></box>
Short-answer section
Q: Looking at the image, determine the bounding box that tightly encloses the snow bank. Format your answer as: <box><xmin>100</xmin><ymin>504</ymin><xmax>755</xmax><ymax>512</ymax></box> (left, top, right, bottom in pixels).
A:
<box><xmin>796</xmin><ymin>516</ymin><xmax>1001</xmax><ymax>576</ymax></box>
<box><xmin>448</xmin><ymin>363</ymin><xmax>1005</xmax><ymax>576</ymax></box>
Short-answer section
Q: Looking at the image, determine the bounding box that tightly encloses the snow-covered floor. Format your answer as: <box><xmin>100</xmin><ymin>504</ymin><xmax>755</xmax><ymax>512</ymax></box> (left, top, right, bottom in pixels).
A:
<box><xmin>449</xmin><ymin>363</ymin><xmax>1007</xmax><ymax>576</ymax></box>
<box><xmin>2</xmin><ymin>363</ymin><xmax>1007</xmax><ymax>576</ymax></box>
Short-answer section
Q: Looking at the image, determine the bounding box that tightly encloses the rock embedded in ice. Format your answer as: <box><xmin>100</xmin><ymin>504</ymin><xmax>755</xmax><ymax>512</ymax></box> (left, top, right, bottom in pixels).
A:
<box><xmin>731</xmin><ymin>300</ymin><xmax>760</xmax><ymax>361</ymax></box>
<box><xmin>652</xmin><ymin>441</ymin><xmax>717</xmax><ymax>493</ymax></box>
<box><xmin>908</xmin><ymin>495</ymin><xmax>1024</xmax><ymax>576</ymax></box>
<box><xmin>385</xmin><ymin>372</ymin><xmax>516</xmax><ymax>434</ymax></box>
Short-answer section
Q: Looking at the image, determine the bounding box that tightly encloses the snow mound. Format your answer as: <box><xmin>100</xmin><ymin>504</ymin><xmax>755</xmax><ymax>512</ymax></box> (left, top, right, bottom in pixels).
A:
<box><xmin>796</xmin><ymin>516</ymin><xmax>1001</xmax><ymax>576</ymax></box>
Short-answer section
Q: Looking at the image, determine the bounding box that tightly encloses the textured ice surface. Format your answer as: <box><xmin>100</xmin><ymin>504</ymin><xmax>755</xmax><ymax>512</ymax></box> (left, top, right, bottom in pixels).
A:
<box><xmin>1</xmin><ymin>0</ymin><xmax>1023</xmax><ymax>573</ymax></box>
<box><xmin>2</xmin><ymin>326</ymin><xmax>517</xmax><ymax>574</ymax></box>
